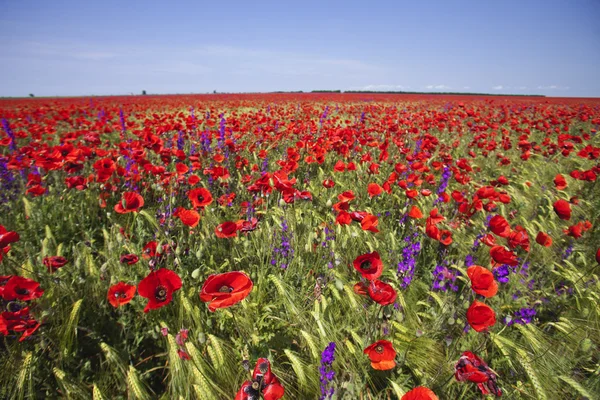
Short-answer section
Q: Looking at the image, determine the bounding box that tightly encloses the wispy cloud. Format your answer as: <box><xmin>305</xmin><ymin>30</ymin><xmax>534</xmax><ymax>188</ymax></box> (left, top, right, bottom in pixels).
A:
<box><xmin>351</xmin><ymin>84</ymin><xmax>410</xmax><ymax>91</ymax></box>
<box><xmin>425</xmin><ymin>84</ymin><xmax>451</xmax><ymax>90</ymax></box>
<box><xmin>492</xmin><ymin>85</ymin><xmax>504</xmax><ymax>90</ymax></box>
<box><xmin>537</xmin><ymin>85</ymin><xmax>570</xmax><ymax>90</ymax></box>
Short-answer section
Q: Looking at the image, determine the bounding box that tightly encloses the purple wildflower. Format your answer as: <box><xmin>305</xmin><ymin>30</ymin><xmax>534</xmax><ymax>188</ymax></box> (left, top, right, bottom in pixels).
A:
<box><xmin>319</xmin><ymin>342</ymin><xmax>336</xmax><ymax>400</ymax></box>
<box><xmin>505</xmin><ymin>307</ymin><xmax>536</xmax><ymax>326</ymax></box>
<box><xmin>397</xmin><ymin>233</ymin><xmax>421</xmax><ymax>288</ymax></box>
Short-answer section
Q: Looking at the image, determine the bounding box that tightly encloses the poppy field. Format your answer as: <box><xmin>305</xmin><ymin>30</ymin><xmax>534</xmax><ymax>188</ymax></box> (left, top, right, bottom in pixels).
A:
<box><xmin>1</xmin><ymin>93</ymin><xmax>599</xmax><ymax>399</ymax></box>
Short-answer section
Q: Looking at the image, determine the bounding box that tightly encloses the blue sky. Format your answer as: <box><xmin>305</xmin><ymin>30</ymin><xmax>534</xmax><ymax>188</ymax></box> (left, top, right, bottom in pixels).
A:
<box><xmin>1</xmin><ymin>0</ymin><xmax>599</xmax><ymax>97</ymax></box>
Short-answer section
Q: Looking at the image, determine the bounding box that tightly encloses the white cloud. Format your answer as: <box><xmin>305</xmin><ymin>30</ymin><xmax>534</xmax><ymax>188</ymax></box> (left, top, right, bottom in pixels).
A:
<box><xmin>463</xmin><ymin>86</ymin><xmax>471</xmax><ymax>90</ymax></box>
<box><xmin>425</xmin><ymin>84</ymin><xmax>450</xmax><ymax>90</ymax></box>
<box><xmin>537</xmin><ymin>85</ymin><xmax>570</xmax><ymax>90</ymax></box>
<box><xmin>353</xmin><ymin>84</ymin><xmax>409</xmax><ymax>91</ymax></box>
<box><xmin>492</xmin><ymin>85</ymin><xmax>504</xmax><ymax>90</ymax></box>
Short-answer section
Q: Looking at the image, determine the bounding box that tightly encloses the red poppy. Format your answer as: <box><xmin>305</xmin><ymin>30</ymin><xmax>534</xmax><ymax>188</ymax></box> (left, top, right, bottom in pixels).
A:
<box><xmin>439</xmin><ymin>230</ymin><xmax>453</xmax><ymax>246</ymax></box>
<box><xmin>481</xmin><ymin>234</ymin><xmax>497</xmax><ymax>247</ymax></box>
<box><xmin>107</xmin><ymin>282</ymin><xmax>136</xmax><ymax>308</ymax></box>
<box><xmin>333</xmin><ymin>160</ymin><xmax>346</xmax><ymax>172</ymax></box>
<box><xmin>489</xmin><ymin>215</ymin><xmax>511</xmax><ymax>238</ymax></box>
<box><xmin>200</xmin><ymin>271</ymin><xmax>253</xmax><ymax>312</ymax></box>
<box><xmin>0</xmin><ymin>229</ymin><xmax>20</xmax><ymax>250</ymax></box>
<box><xmin>353</xmin><ymin>251</ymin><xmax>383</xmax><ymax>281</ymax></box>
<box><xmin>114</xmin><ymin>192</ymin><xmax>144</xmax><ymax>214</ymax></box>
<box><xmin>137</xmin><ymin>268</ymin><xmax>182</xmax><ymax>313</ymax></box>
<box><xmin>175</xmin><ymin>208</ymin><xmax>200</xmax><ymax>228</ymax></box>
<box><xmin>466</xmin><ymin>301</ymin><xmax>496</xmax><ymax>332</ymax></box>
<box><xmin>553</xmin><ymin>174</ymin><xmax>567</xmax><ymax>190</ymax></box>
<box><xmin>401</xmin><ymin>387</ymin><xmax>439</xmax><ymax>400</ymax></box>
<box><xmin>553</xmin><ymin>199</ymin><xmax>572</xmax><ymax>220</ymax></box>
<box><xmin>367</xmin><ymin>183</ymin><xmax>383</xmax><ymax>198</ymax></box>
<box><xmin>2</xmin><ymin>276</ymin><xmax>44</xmax><ymax>301</ymax></box>
<box><xmin>337</xmin><ymin>190</ymin><xmax>355</xmax><ymax>203</ymax></box>
<box><xmin>408</xmin><ymin>206</ymin><xmax>423</xmax><ymax>219</ymax></box>
<box><xmin>120</xmin><ymin>254</ymin><xmax>140</xmax><ymax>265</ymax></box>
<box><xmin>455</xmin><ymin>351</ymin><xmax>501</xmax><ymax>396</ymax></box>
<box><xmin>367</xmin><ymin>280</ymin><xmax>397</xmax><ymax>306</ymax></box>
<box><xmin>215</xmin><ymin>221</ymin><xmax>238</xmax><ymax>238</ymax></box>
<box><xmin>235</xmin><ymin>358</ymin><xmax>285</xmax><ymax>400</ymax></box>
<box><xmin>507</xmin><ymin>228</ymin><xmax>530</xmax><ymax>252</ymax></box>
<box><xmin>236</xmin><ymin>218</ymin><xmax>259</xmax><ymax>233</ymax></box>
<box><xmin>43</xmin><ymin>256</ymin><xmax>68</xmax><ymax>273</ymax></box>
<box><xmin>0</xmin><ymin>228</ymin><xmax>19</xmax><ymax>263</ymax></box>
<box><xmin>467</xmin><ymin>266</ymin><xmax>498</xmax><ymax>298</ymax></box>
<box><xmin>364</xmin><ymin>340</ymin><xmax>396</xmax><ymax>370</ymax></box>
<box><xmin>596</xmin><ymin>248</ymin><xmax>600</xmax><ymax>264</ymax></box>
<box><xmin>361</xmin><ymin>214</ymin><xmax>379</xmax><ymax>233</ymax></box>
<box><xmin>322</xmin><ymin>179</ymin><xmax>335</xmax><ymax>188</ymax></box>
<box><xmin>1</xmin><ymin>307</ymin><xmax>41</xmax><ymax>342</ymax></box>
<box><xmin>65</xmin><ymin>176</ymin><xmax>87</xmax><ymax>190</ymax></box>
<box><xmin>535</xmin><ymin>232</ymin><xmax>552</xmax><ymax>247</ymax></box>
<box><xmin>188</xmin><ymin>187</ymin><xmax>213</xmax><ymax>208</ymax></box>
<box><xmin>489</xmin><ymin>246</ymin><xmax>518</xmax><ymax>266</ymax></box>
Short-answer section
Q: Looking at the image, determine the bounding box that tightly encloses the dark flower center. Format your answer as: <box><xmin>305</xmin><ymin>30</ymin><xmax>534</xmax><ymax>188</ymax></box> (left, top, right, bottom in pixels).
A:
<box><xmin>15</xmin><ymin>288</ymin><xmax>29</xmax><ymax>295</ymax></box>
<box><xmin>258</xmin><ymin>362</ymin><xmax>268</xmax><ymax>373</ymax></box>
<box><xmin>198</xmin><ymin>195</ymin><xmax>204</xmax><ymax>202</ymax></box>
<box><xmin>155</xmin><ymin>285</ymin><xmax>168</xmax><ymax>301</ymax></box>
<box><xmin>375</xmin><ymin>345</ymin><xmax>384</xmax><ymax>354</ymax></box>
<box><xmin>218</xmin><ymin>285</ymin><xmax>233</xmax><ymax>293</ymax></box>
<box><xmin>115</xmin><ymin>291</ymin><xmax>127</xmax><ymax>299</ymax></box>
<box><xmin>251</xmin><ymin>382</ymin><xmax>260</xmax><ymax>390</ymax></box>
<box><xmin>361</xmin><ymin>260</ymin><xmax>372</xmax><ymax>270</ymax></box>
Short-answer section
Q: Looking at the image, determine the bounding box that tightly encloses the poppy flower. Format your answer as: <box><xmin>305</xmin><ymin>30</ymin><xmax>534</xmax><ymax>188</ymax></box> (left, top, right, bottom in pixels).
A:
<box><xmin>0</xmin><ymin>229</ymin><xmax>20</xmax><ymax>250</ymax></box>
<box><xmin>489</xmin><ymin>215</ymin><xmax>511</xmax><ymax>238</ymax></box>
<box><xmin>236</xmin><ymin>218</ymin><xmax>259</xmax><ymax>233</ymax></box>
<box><xmin>353</xmin><ymin>251</ymin><xmax>383</xmax><ymax>281</ymax></box>
<box><xmin>535</xmin><ymin>232</ymin><xmax>552</xmax><ymax>247</ymax></box>
<box><xmin>188</xmin><ymin>187</ymin><xmax>213</xmax><ymax>208</ymax></box>
<box><xmin>554</xmin><ymin>174</ymin><xmax>567</xmax><ymax>190</ymax></box>
<box><xmin>337</xmin><ymin>190</ymin><xmax>355</xmax><ymax>203</ymax></box>
<box><xmin>489</xmin><ymin>246</ymin><xmax>518</xmax><ymax>266</ymax></box>
<box><xmin>333</xmin><ymin>160</ymin><xmax>346</xmax><ymax>172</ymax></box>
<box><xmin>466</xmin><ymin>300</ymin><xmax>496</xmax><ymax>332</ymax></box>
<box><xmin>367</xmin><ymin>183</ymin><xmax>383</xmax><ymax>198</ymax></box>
<box><xmin>200</xmin><ymin>271</ymin><xmax>253</xmax><ymax>312</ymax></box>
<box><xmin>439</xmin><ymin>230</ymin><xmax>453</xmax><ymax>246</ymax></box>
<box><xmin>175</xmin><ymin>208</ymin><xmax>200</xmax><ymax>228</ymax></box>
<box><xmin>322</xmin><ymin>179</ymin><xmax>335</xmax><ymax>188</ymax></box>
<box><xmin>507</xmin><ymin>228</ymin><xmax>530</xmax><ymax>252</ymax></box>
<box><xmin>481</xmin><ymin>234</ymin><xmax>497</xmax><ymax>247</ymax></box>
<box><xmin>467</xmin><ymin>266</ymin><xmax>498</xmax><ymax>298</ymax></box>
<box><xmin>408</xmin><ymin>206</ymin><xmax>423</xmax><ymax>219</ymax></box>
<box><xmin>364</xmin><ymin>340</ymin><xmax>396</xmax><ymax>370</ymax></box>
<box><xmin>401</xmin><ymin>387</ymin><xmax>439</xmax><ymax>400</ymax></box>
<box><xmin>107</xmin><ymin>282</ymin><xmax>136</xmax><ymax>308</ymax></box>
<box><xmin>553</xmin><ymin>199</ymin><xmax>572</xmax><ymax>220</ymax></box>
<box><xmin>137</xmin><ymin>268</ymin><xmax>182</xmax><ymax>313</ymax></box>
<box><xmin>235</xmin><ymin>358</ymin><xmax>285</xmax><ymax>400</ymax></box>
<box><xmin>43</xmin><ymin>256</ymin><xmax>68</xmax><ymax>273</ymax></box>
<box><xmin>455</xmin><ymin>351</ymin><xmax>501</xmax><ymax>396</ymax></box>
<box><xmin>361</xmin><ymin>214</ymin><xmax>379</xmax><ymax>233</ymax></box>
<box><xmin>114</xmin><ymin>191</ymin><xmax>144</xmax><ymax>214</ymax></box>
<box><xmin>1</xmin><ymin>307</ymin><xmax>41</xmax><ymax>342</ymax></box>
<box><xmin>367</xmin><ymin>280</ymin><xmax>397</xmax><ymax>306</ymax></box>
<box><xmin>215</xmin><ymin>221</ymin><xmax>238</xmax><ymax>238</ymax></box>
<box><xmin>596</xmin><ymin>248</ymin><xmax>600</xmax><ymax>264</ymax></box>
<box><xmin>2</xmin><ymin>276</ymin><xmax>44</xmax><ymax>301</ymax></box>
<box><xmin>120</xmin><ymin>254</ymin><xmax>139</xmax><ymax>265</ymax></box>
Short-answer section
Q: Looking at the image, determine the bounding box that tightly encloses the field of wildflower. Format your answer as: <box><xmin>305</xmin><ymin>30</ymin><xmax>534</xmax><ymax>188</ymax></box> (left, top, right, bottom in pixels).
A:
<box><xmin>1</xmin><ymin>93</ymin><xmax>599</xmax><ymax>399</ymax></box>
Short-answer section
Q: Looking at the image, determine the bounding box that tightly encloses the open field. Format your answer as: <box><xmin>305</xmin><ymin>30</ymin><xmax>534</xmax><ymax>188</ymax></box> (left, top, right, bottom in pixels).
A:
<box><xmin>1</xmin><ymin>93</ymin><xmax>599</xmax><ymax>399</ymax></box>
